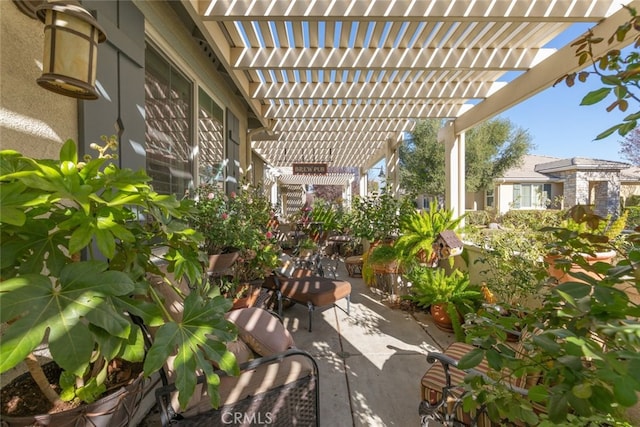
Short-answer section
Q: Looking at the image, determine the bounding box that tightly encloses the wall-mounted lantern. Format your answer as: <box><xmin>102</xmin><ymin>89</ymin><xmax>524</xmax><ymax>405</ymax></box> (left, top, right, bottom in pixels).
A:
<box><xmin>35</xmin><ymin>1</ymin><xmax>106</xmax><ymax>99</ymax></box>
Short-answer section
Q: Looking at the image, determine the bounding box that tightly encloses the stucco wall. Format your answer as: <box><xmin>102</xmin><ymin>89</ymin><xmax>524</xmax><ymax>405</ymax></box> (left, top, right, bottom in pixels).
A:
<box><xmin>622</xmin><ymin>183</ymin><xmax>640</xmax><ymax>202</ymax></box>
<box><xmin>497</xmin><ymin>183</ymin><xmax>514</xmax><ymax>214</ymax></box>
<box><xmin>0</xmin><ymin>1</ymin><xmax>77</xmax><ymax>159</ymax></box>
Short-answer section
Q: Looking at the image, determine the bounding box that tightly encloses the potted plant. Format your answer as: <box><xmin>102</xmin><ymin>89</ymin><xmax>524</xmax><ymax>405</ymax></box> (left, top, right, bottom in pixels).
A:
<box><xmin>347</xmin><ymin>192</ymin><xmax>413</xmax><ymax>286</ymax></box>
<box><xmin>543</xmin><ymin>205</ymin><xmax>627</xmax><ymax>283</ymax></box>
<box><xmin>459</xmin><ymin>222</ymin><xmax>640</xmax><ymax>426</ymax></box>
<box><xmin>0</xmin><ymin>138</ymin><xmax>238</xmax><ymax>425</ymax></box>
<box><xmin>231</xmin><ymin>181</ymin><xmax>282</xmax><ymax>304</ymax></box>
<box><xmin>369</xmin><ymin>243</ymin><xmax>401</xmax><ymax>273</ymax></box>
<box><xmin>403</xmin><ymin>267</ymin><xmax>481</xmax><ymax>340</ymax></box>
<box><xmin>310</xmin><ymin>199</ymin><xmax>342</xmax><ymax>239</ymax></box>
<box><xmin>189</xmin><ymin>183</ymin><xmax>242</xmax><ymax>273</ymax></box>
<box><xmin>297</xmin><ymin>237</ymin><xmax>318</xmax><ymax>257</ymax></box>
<box><xmin>395</xmin><ymin>200</ymin><xmax>464</xmax><ymax>268</ymax></box>
<box><xmin>195</xmin><ymin>180</ymin><xmax>282</xmax><ymax>308</ymax></box>
<box><xmin>472</xmin><ymin>226</ymin><xmax>549</xmax><ymax>309</ymax></box>
<box><xmin>346</xmin><ymin>191</ymin><xmax>414</xmax><ymax>245</ymax></box>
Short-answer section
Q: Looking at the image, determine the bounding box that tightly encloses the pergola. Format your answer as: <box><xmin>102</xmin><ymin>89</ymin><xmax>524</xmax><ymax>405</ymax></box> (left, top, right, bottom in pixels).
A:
<box><xmin>180</xmin><ymin>0</ymin><xmax>637</xmax><ymax>216</ymax></box>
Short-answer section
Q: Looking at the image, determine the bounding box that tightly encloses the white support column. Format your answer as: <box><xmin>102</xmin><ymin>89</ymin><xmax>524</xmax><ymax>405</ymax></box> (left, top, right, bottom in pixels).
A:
<box><xmin>439</xmin><ymin>121</ymin><xmax>461</xmax><ymax>218</ymax></box>
<box><xmin>359</xmin><ymin>168</ymin><xmax>368</xmax><ymax>197</ymax></box>
<box><xmin>270</xmin><ymin>180</ymin><xmax>278</xmax><ymax>208</ymax></box>
<box><xmin>457</xmin><ymin>131</ymin><xmax>466</xmax><ymax>226</ymax></box>
<box><xmin>381</xmin><ymin>134</ymin><xmax>403</xmax><ymax>197</ymax></box>
<box><xmin>343</xmin><ymin>177</ymin><xmax>353</xmax><ymax>209</ymax></box>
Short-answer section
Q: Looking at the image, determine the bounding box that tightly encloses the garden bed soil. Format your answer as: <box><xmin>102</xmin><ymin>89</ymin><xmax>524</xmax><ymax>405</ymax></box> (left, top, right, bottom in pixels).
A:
<box><xmin>1</xmin><ymin>360</ymin><xmax>143</xmax><ymax>417</ymax></box>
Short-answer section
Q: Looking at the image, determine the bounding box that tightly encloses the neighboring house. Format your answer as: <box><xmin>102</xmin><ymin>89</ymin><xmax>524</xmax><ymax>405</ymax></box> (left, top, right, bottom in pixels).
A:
<box><xmin>621</xmin><ymin>166</ymin><xmax>640</xmax><ymax>202</ymax></box>
<box><xmin>467</xmin><ymin>154</ymin><xmax>640</xmax><ymax>217</ymax></box>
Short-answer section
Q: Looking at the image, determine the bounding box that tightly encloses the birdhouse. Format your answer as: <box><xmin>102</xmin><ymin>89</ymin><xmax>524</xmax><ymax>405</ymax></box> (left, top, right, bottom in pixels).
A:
<box><xmin>432</xmin><ymin>230</ymin><xmax>464</xmax><ymax>259</ymax></box>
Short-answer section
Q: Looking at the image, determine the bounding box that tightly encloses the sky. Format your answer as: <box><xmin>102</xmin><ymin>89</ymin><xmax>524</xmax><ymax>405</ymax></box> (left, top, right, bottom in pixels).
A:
<box><xmin>496</xmin><ymin>20</ymin><xmax>632</xmax><ymax>163</ymax></box>
<box><xmin>497</xmin><ymin>76</ymin><xmax>629</xmax><ymax>163</ymax></box>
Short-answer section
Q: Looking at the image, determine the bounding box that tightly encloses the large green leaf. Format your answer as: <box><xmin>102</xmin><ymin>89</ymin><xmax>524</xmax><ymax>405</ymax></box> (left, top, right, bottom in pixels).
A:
<box><xmin>0</xmin><ymin>274</ymin><xmax>52</xmax><ymax>372</ymax></box>
<box><xmin>0</xmin><ymin>262</ymin><xmax>135</xmax><ymax>375</ymax></box>
<box><xmin>59</xmin><ymin>139</ymin><xmax>78</xmax><ymax>163</ymax></box>
<box><xmin>457</xmin><ymin>347</ymin><xmax>485</xmax><ymax>369</ymax></box>
<box><xmin>1</xmin><ymin>217</ymin><xmax>71</xmax><ymax>277</ymax></box>
<box><xmin>0</xmin><ymin>181</ymin><xmax>49</xmax><ymax>226</ymax></box>
<box><xmin>547</xmin><ymin>393</ymin><xmax>568</xmax><ymax>423</ymax></box>
<box><xmin>144</xmin><ymin>292</ymin><xmax>236</xmax><ymax>409</ymax></box>
<box><xmin>614</xmin><ymin>376</ymin><xmax>639</xmax><ymax>406</ymax></box>
<box><xmin>580</xmin><ymin>87</ymin><xmax>611</xmax><ymax>105</ymax></box>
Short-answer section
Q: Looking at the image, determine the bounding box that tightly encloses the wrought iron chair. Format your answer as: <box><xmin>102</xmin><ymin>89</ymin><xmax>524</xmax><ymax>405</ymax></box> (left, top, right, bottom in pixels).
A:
<box><xmin>155</xmin><ymin>349</ymin><xmax>319</xmax><ymax>427</ymax></box>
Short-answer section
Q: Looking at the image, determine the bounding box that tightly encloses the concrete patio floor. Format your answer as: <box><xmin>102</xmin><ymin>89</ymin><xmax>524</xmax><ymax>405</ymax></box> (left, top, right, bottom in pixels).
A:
<box><xmin>137</xmin><ymin>258</ymin><xmax>454</xmax><ymax>426</ymax></box>
<box><xmin>281</xmin><ymin>259</ymin><xmax>455</xmax><ymax>427</ymax></box>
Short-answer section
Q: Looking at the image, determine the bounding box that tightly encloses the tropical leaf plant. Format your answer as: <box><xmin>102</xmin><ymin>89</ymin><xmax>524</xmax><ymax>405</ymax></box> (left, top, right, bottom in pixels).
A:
<box><xmin>0</xmin><ymin>137</ymin><xmax>237</xmax><ymax>410</ymax></box>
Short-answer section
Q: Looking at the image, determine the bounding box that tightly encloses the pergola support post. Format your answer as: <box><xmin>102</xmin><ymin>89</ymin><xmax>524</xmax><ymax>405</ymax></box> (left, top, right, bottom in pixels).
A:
<box><xmin>359</xmin><ymin>168</ymin><xmax>368</xmax><ymax>197</ymax></box>
<box><xmin>440</xmin><ymin>121</ymin><xmax>465</xmax><ymax>222</ymax></box>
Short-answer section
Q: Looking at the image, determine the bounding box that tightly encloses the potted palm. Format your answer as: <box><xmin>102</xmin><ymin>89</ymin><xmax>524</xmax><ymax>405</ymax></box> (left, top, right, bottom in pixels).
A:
<box><xmin>403</xmin><ymin>267</ymin><xmax>481</xmax><ymax>340</ymax></box>
<box><xmin>395</xmin><ymin>200</ymin><xmax>464</xmax><ymax>268</ymax></box>
<box><xmin>0</xmin><ymin>137</ymin><xmax>238</xmax><ymax>425</ymax></box>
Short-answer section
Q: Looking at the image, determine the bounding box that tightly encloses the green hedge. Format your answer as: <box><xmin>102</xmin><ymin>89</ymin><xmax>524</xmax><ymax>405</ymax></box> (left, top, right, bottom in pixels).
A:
<box><xmin>464</xmin><ymin>210</ymin><xmax>491</xmax><ymax>226</ymax></box>
<box><xmin>626</xmin><ymin>206</ymin><xmax>640</xmax><ymax>230</ymax></box>
<box><xmin>498</xmin><ymin>209</ymin><xmax>563</xmax><ymax>230</ymax></box>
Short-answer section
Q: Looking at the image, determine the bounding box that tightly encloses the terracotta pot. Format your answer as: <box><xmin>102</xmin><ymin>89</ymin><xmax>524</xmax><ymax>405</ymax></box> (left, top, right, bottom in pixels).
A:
<box><xmin>371</xmin><ymin>260</ymin><xmax>401</xmax><ymax>274</ymax></box>
<box><xmin>430</xmin><ymin>303</ymin><xmax>461</xmax><ymax>333</ymax></box>
<box><xmin>231</xmin><ymin>283</ymin><xmax>262</xmax><ymax>310</ymax></box>
<box><xmin>208</xmin><ymin>251</ymin><xmax>239</xmax><ymax>273</ymax></box>
<box><xmin>545</xmin><ymin>250</ymin><xmax>616</xmax><ymax>284</ymax></box>
<box><xmin>1</xmin><ymin>362</ymin><xmax>146</xmax><ymax>427</ymax></box>
<box><xmin>298</xmin><ymin>248</ymin><xmax>315</xmax><ymax>258</ymax></box>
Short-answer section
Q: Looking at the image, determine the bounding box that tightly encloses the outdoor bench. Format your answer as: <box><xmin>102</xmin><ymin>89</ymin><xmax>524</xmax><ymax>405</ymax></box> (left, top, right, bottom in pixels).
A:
<box><xmin>264</xmin><ymin>273</ymin><xmax>351</xmax><ymax>332</ymax></box>
<box><xmin>419</xmin><ymin>339</ymin><xmax>544</xmax><ymax>427</ymax></box>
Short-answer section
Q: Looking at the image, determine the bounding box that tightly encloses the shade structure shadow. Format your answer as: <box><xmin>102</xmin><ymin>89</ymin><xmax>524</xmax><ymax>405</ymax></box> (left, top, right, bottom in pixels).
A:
<box><xmin>281</xmin><ymin>258</ymin><xmax>454</xmax><ymax>427</ymax></box>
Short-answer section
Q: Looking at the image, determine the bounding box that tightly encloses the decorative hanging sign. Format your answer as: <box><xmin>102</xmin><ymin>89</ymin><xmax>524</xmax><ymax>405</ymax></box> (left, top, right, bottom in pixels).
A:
<box><xmin>292</xmin><ymin>163</ymin><xmax>328</xmax><ymax>175</ymax></box>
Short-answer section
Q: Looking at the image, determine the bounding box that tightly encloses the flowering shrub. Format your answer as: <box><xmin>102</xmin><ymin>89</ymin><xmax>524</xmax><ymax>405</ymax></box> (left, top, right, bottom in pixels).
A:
<box><xmin>190</xmin><ymin>181</ymin><xmax>281</xmax><ymax>281</ymax></box>
<box><xmin>190</xmin><ymin>183</ymin><xmax>241</xmax><ymax>254</ymax></box>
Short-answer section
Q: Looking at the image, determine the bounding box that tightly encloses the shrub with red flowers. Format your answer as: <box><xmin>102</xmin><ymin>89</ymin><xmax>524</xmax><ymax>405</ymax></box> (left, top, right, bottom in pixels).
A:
<box><xmin>190</xmin><ymin>183</ymin><xmax>241</xmax><ymax>255</ymax></box>
<box><xmin>190</xmin><ymin>181</ymin><xmax>281</xmax><ymax>281</ymax></box>
<box><xmin>230</xmin><ymin>182</ymin><xmax>281</xmax><ymax>281</ymax></box>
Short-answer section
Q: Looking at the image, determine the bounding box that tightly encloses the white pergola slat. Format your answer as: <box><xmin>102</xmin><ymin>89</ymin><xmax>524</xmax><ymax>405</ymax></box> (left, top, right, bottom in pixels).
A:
<box><xmin>184</xmin><ymin>0</ymin><xmax>637</xmax><ymax>172</ymax></box>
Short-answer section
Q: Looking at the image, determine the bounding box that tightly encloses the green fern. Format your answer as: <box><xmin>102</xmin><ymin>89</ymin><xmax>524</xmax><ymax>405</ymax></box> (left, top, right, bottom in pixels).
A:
<box><xmin>404</xmin><ymin>267</ymin><xmax>480</xmax><ymax>307</ymax></box>
<box><xmin>395</xmin><ymin>200</ymin><xmax>464</xmax><ymax>265</ymax></box>
<box><xmin>404</xmin><ymin>267</ymin><xmax>480</xmax><ymax>341</ymax></box>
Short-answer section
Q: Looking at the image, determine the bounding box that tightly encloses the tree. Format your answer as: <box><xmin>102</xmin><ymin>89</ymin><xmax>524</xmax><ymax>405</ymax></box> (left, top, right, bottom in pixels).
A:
<box><xmin>465</xmin><ymin>120</ymin><xmax>533</xmax><ymax>191</ymax></box>
<box><xmin>314</xmin><ymin>185</ymin><xmax>343</xmax><ymax>203</ymax></box>
<box><xmin>399</xmin><ymin>118</ymin><xmax>533</xmax><ymax>198</ymax></box>
<box><xmin>619</xmin><ymin>127</ymin><xmax>640</xmax><ymax>165</ymax></box>
<box><xmin>399</xmin><ymin>119</ymin><xmax>446</xmax><ymax>197</ymax></box>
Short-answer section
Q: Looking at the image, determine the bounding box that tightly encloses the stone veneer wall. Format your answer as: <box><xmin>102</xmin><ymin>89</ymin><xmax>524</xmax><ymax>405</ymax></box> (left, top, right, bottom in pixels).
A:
<box><xmin>559</xmin><ymin>169</ymin><xmax>621</xmax><ymax>217</ymax></box>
